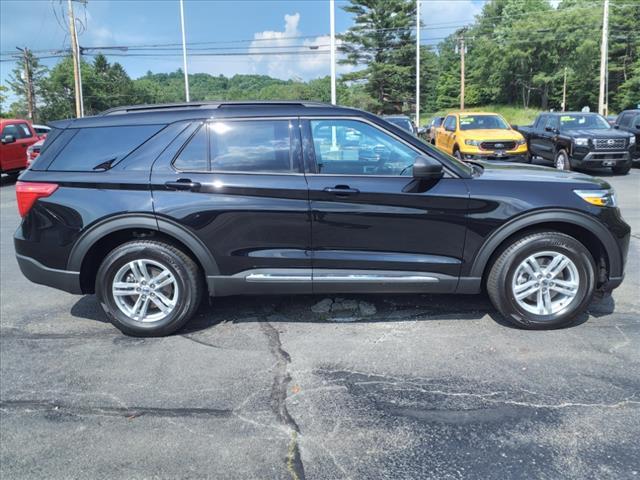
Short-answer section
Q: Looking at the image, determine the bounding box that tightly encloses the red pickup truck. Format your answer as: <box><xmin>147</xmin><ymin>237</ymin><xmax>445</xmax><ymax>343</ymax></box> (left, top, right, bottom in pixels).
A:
<box><xmin>0</xmin><ymin>119</ymin><xmax>41</xmax><ymax>176</ymax></box>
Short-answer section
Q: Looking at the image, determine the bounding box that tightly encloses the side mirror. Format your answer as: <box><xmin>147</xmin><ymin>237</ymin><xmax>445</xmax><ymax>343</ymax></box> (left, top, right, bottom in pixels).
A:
<box><xmin>511</xmin><ymin>124</ymin><xmax>518</xmax><ymax>130</ymax></box>
<box><xmin>412</xmin><ymin>155</ymin><xmax>444</xmax><ymax>180</ymax></box>
<box><xmin>1</xmin><ymin>135</ymin><xmax>16</xmax><ymax>144</ymax></box>
<box><xmin>613</xmin><ymin>125</ymin><xmax>619</xmax><ymax>129</ymax></box>
<box><xmin>545</xmin><ymin>126</ymin><xmax>557</xmax><ymax>133</ymax></box>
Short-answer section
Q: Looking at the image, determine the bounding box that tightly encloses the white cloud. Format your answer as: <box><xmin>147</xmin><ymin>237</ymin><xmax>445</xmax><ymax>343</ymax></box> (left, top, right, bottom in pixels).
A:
<box><xmin>248</xmin><ymin>13</ymin><xmax>352</xmax><ymax>80</ymax></box>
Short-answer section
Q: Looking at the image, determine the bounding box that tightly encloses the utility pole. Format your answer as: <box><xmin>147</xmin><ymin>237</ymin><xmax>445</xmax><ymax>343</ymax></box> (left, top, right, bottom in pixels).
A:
<box><xmin>598</xmin><ymin>0</ymin><xmax>609</xmax><ymax>115</ymax></box>
<box><xmin>179</xmin><ymin>0</ymin><xmax>190</xmax><ymax>102</ymax></box>
<box><xmin>329</xmin><ymin>0</ymin><xmax>336</xmax><ymax>105</ymax></box>
<box><xmin>459</xmin><ymin>31</ymin><xmax>466</xmax><ymax>111</ymax></box>
<box><xmin>415</xmin><ymin>0</ymin><xmax>420</xmax><ymax>126</ymax></box>
<box><xmin>562</xmin><ymin>67</ymin><xmax>567</xmax><ymax>112</ymax></box>
<box><xmin>16</xmin><ymin>47</ymin><xmax>35</xmax><ymax>121</ymax></box>
<box><xmin>68</xmin><ymin>0</ymin><xmax>84</xmax><ymax>117</ymax></box>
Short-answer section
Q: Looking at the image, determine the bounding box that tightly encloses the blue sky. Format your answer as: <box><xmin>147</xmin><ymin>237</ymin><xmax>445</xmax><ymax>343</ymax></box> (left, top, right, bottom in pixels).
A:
<box><xmin>1</xmin><ymin>0</ymin><xmax>485</xmax><ymax>101</ymax></box>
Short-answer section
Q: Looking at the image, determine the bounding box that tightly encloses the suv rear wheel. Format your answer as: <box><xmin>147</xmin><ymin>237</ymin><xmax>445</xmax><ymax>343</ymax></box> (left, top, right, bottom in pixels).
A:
<box><xmin>96</xmin><ymin>240</ymin><xmax>203</xmax><ymax>336</ymax></box>
<box><xmin>487</xmin><ymin>232</ymin><xmax>596</xmax><ymax>329</ymax></box>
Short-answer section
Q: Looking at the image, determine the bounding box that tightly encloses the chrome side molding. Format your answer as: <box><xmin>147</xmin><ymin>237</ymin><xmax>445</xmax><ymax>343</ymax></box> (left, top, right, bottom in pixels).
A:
<box><xmin>243</xmin><ymin>269</ymin><xmax>439</xmax><ymax>283</ymax></box>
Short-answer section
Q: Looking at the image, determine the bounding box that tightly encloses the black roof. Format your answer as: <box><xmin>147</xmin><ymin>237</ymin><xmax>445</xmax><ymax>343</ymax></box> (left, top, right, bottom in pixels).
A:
<box><xmin>545</xmin><ymin>111</ymin><xmax>603</xmax><ymax>116</ymax></box>
<box><xmin>49</xmin><ymin>101</ymin><xmax>369</xmax><ymax>129</ymax></box>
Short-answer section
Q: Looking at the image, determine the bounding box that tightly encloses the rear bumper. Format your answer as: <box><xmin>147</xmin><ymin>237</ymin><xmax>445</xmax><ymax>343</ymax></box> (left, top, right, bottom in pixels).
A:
<box><xmin>16</xmin><ymin>254</ymin><xmax>82</xmax><ymax>294</ymax></box>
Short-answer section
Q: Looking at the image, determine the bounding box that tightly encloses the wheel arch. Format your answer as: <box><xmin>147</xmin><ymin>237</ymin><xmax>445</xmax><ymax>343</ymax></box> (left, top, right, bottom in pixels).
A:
<box><xmin>68</xmin><ymin>214</ymin><xmax>219</xmax><ymax>294</ymax></box>
<box><xmin>470</xmin><ymin>209</ymin><xmax>622</xmax><ymax>286</ymax></box>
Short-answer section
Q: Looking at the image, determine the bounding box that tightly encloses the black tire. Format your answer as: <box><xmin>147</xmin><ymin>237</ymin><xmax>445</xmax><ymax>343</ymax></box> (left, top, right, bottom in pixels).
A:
<box><xmin>96</xmin><ymin>240</ymin><xmax>203</xmax><ymax>336</ymax></box>
<box><xmin>554</xmin><ymin>149</ymin><xmax>571</xmax><ymax>171</ymax></box>
<box><xmin>487</xmin><ymin>232</ymin><xmax>596</xmax><ymax>330</ymax></box>
<box><xmin>612</xmin><ymin>162</ymin><xmax>631</xmax><ymax>175</ymax></box>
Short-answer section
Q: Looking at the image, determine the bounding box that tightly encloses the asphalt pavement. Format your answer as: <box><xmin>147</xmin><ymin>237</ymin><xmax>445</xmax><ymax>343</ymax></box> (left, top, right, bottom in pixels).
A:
<box><xmin>1</xmin><ymin>166</ymin><xmax>639</xmax><ymax>479</ymax></box>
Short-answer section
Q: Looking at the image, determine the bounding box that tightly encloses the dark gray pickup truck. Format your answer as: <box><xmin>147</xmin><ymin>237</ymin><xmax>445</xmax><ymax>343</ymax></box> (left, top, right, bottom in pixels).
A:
<box><xmin>516</xmin><ymin>112</ymin><xmax>636</xmax><ymax>174</ymax></box>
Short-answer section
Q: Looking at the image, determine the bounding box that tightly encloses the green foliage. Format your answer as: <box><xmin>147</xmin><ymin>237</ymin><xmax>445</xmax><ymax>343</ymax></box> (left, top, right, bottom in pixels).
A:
<box><xmin>422</xmin><ymin>104</ymin><xmax>542</xmax><ymax>126</ymax></box>
<box><xmin>7</xmin><ymin>50</ymin><xmax>47</xmax><ymax>121</ymax></box>
<box><xmin>340</xmin><ymin>0</ymin><xmax>417</xmax><ymax>113</ymax></box>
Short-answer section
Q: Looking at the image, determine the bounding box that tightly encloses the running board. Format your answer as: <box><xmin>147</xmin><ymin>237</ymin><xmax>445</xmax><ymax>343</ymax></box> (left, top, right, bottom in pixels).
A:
<box><xmin>208</xmin><ymin>269</ymin><xmax>455</xmax><ymax>296</ymax></box>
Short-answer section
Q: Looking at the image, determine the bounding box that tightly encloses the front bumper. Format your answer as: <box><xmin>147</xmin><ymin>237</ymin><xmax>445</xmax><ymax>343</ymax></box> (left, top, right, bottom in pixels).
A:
<box><xmin>16</xmin><ymin>254</ymin><xmax>82</xmax><ymax>294</ymax></box>
<box><xmin>462</xmin><ymin>152</ymin><xmax>528</xmax><ymax>162</ymax></box>
<box><xmin>571</xmin><ymin>149</ymin><xmax>632</xmax><ymax>168</ymax></box>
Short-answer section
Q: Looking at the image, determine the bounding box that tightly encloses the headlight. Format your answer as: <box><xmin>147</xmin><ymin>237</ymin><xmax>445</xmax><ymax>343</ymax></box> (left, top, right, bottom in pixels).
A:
<box><xmin>630</xmin><ymin>136</ymin><xmax>636</xmax><ymax>145</ymax></box>
<box><xmin>574</xmin><ymin>138</ymin><xmax>589</xmax><ymax>147</ymax></box>
<box><xmin>574</xmin><ymin>189</ymin><xmax>617</xmax><ymax>207</ymax></box>
<box><xmin>464</xmin><ymin>139</ymin><xmax>482</xmax><ymax>146</ymax></box>
<box><xmin>515</xmin><ymin>138</ymin><xmax>526</xmax><ymax>146</ymax></box>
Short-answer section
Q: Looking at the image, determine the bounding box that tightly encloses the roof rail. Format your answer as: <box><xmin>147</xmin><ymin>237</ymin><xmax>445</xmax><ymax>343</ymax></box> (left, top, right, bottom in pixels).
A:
<box><xmin>101</xmin><ymin>100</ymin><xmax>332</xmax><ymax>116</ymax></box>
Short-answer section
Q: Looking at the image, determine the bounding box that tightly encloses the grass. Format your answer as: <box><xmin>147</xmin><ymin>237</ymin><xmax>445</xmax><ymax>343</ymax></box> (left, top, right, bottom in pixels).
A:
<box><xmin>421</xmin><ymin>104</ymin><xmax>542</xmax><ymax>127</ymax></box>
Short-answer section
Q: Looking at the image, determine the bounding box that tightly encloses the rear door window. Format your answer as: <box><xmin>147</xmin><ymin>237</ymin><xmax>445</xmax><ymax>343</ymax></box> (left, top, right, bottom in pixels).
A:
<box><xmin>173</xmin><ymin>125</ymin><xmax>208</xmax><ymax>172</ymax></box>
<box><xmin>47</xmin><ymin>125</ymin><xmax>164</xmax><ymax>171</ymax></box>
<box><xmin>209</xmin><ymin>120</ymin><xmax>294</xmax><ymax>173</ymax></box>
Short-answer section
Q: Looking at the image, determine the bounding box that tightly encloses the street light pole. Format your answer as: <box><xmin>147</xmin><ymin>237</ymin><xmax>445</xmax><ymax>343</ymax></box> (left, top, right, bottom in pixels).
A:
<box><xmin>179</xmin><ymin>0</ymin><xmax>190</xmax><ymax>102</ymax></box>
<box><xmin>329</xmin><ymin>0</ymin><xmax>337</xmax><ymax>105</ymax></box>
<box><xmin>598</xmin><ymin>0</ymin><xmax>609</xmax><ymax>115</ymax></box>
<box><xmin>415</xmin><ymin>0</ymin><xmax>420</xmax><ymax>127</ymax></box>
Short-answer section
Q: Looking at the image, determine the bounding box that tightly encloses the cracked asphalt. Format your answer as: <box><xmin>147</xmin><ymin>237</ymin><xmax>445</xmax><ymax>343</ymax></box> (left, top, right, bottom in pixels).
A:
<box><xmin>1</xmin><ymin>167</ymin><xmax>639</xmax><ymax>479</ymax></box>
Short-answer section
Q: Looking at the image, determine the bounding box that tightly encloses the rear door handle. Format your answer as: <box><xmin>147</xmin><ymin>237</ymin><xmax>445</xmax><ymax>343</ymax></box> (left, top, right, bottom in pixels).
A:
<box><xmin>165</xmin><ymin>179</ymin><xmax>201</xmax><ymax>191</ymax></box>
<box><xmin>323</xmin><ymin>185</ymin><xmax>359</xmax><ymax>196</ymax></box>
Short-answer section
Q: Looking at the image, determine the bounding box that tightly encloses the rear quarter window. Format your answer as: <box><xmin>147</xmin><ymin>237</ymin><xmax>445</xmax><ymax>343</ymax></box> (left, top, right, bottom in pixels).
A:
<box><xmin>47</xmin><ymin>125</ymin><xmax>164</xmax><ymax>171</ymax></box>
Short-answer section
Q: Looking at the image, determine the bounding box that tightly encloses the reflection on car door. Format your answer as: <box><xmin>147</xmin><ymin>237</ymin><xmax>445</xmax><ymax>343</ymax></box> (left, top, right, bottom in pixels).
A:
<box><xmin>151</xmin><ymin>118</ymin><xmax>312</xmax><ymax>295</ymax></box>
<box><xmin>302</xmin><ymin>117</ymin><xmax>469</xmax><ymax>294</ymax></box>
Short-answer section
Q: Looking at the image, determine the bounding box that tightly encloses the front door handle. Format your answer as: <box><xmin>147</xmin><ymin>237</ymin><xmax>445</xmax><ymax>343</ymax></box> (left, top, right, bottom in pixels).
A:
<box><xmin>165</xmin><ymin>179</ymin><xmax>201</xmax><ymax>191</ymax></box>
<box><xmin>323</xmin><ymin>185</ymin><xmax>360</xmax><ymax>196</ymax></box>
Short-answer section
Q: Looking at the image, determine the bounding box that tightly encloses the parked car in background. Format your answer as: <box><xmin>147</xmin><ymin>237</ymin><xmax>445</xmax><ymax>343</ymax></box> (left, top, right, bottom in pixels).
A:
<box><xmin>0</xmin><ymin>119</ymin><xmax>40</xmax><ymax>176</ymax></box>
<box><xmin>517</xmin><ymin>112</ymin><xmax>636</xmax><ymax>174</ymax></box>
<box><xmin>427</xmin><ymin>116</ymin><xmax>444</xmax><ymax>144</ymax></box>
<box><xmin>32</xmin><ymin>124</ymin><xmax>51</xmax><ymax>138</ymax></box>
<box><xmin>15</xmin><ymin>101</ymin><xmax>629</xmax><ymax>336</ymax></box>
<box><xmin>382</xmin><ymin>115</ymin><xmax>417</xmax><ymax>135</ymax></box>
<box><xmin>614</xmin><ymin>109</ymin><xmax>640</xmax><ymax>162</ymax></box>
<box><xmin>605</xmin><ymin>115</ymin><xmax>618</xmax><ymax>126</ymax></box>
<box><xmin>26</xmin><ymin>138</ymin><xmax>45</xmax><ymax>168</ymax></box>
<box><xmin>436</xmin><ymin>112</ymin><xmax>528</xmax><ymax>162</ymax></box>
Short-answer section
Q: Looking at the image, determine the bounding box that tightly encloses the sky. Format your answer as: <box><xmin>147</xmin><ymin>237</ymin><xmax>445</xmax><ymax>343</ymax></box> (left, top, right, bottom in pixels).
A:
<box><xmin>1</xmin><ymin>0</ymin><xmax>486</xmax><ymax>102</ymax></box>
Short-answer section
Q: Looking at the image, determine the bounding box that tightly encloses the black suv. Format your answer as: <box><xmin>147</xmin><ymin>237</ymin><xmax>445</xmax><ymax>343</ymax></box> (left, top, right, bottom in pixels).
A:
<box><xmin>517</xmin><ymin>112</ymin><xmax>636</xmax><ymax>174</ymax></box>
<box><xmin>15</xmin><ymin>102</ymin><xmax>630</xmax><ymax>336</ymax></box>
<box><xmin>614</xmin><ymin>109</ymin><xmax>640</xmax><ymax>162</ymax></box>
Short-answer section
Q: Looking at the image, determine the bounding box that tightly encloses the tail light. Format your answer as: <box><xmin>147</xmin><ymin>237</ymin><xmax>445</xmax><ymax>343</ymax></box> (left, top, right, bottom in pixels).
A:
<box><xmin>15</xmin><ymin>181</ymin><xmax>58</xmax><ymax>217</ymax></box>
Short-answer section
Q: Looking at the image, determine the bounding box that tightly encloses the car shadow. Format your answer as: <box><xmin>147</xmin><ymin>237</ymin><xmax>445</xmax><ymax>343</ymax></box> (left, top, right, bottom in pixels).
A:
<box><xmin>70</xmin><ymin>291</ymin><xmax>614</xmax><ymax>335</ymax></box>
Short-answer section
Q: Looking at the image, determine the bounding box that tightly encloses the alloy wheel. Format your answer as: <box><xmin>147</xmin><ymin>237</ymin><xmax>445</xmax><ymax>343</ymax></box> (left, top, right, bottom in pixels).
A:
<box><xmin>111</xmin><ymin>259</ymin><xmax>179</xmax><ymax>322</ymax></box>
<box><xmin>511</xmin><ymin>251</ymin><xmax>580</xmax><ymax>315</ymax></box>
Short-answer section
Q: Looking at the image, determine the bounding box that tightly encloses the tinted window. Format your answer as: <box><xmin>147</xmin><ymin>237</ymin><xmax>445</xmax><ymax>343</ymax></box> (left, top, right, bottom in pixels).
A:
<box><xmin>2</xmin><ymin>122</ymin><xmax>33</xmax><ymax>139</ymax></box>
<box><xmin>443</xmin><ymin>116</ymin><xmax>456</xmax><ymax>131</ymax></box>
<box><xmin>48</xmin><ymin>125</ymin><xmax>163</xmax><ymax>171</ymax></box>
<box><xmin>173</xmin><ymin>124</ymin><xmax>208</xmax><ymax>171</ymax></box>
<box><xmin>310</xmin><ymin>119</ymin><xmax>418</xmax><ymax>176</ymax></box>
<box><xmin>385</xmin><ymin>117</ymin><xmax>414</xmax><ymax>133</ymax></box>
<box><xmin>433</xmin><ymin>117</ymin><xmax>444</xmax><ymax>127</ymax></box>
<box><xmin>209</xmin><ymin>120</ymin><xmax>293</xmax><ymax>173</ymax></box>
<box><xmin>618</xmin><ymin>112</ymin><xmax>635</xmax><ymax>128</ymax></box>
<box><xmin>459</xmin><ymin>114</ymin><xmax>509</xmax><ymax>130</ymax></box>
<box><xmin>559</xmin><ymin>114</ymin><xmax>610</xmax><ymax>130</ymax></box>
<box><xmin>544</xmin><ymin>116</ymin><xmax>559</xmax><ymax>130</ymax></box>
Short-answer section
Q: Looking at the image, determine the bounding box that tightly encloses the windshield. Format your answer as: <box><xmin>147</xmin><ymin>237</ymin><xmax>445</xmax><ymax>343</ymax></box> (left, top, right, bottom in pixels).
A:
<box><xmin>386</xmin><ymin>117</ymin><xmax>414</xmax><ymax>133</ymax></box>
<box><xmin>459</xmin><ymin>114</ymin><xmax>510</xmax><ymax>130</ymax></box>
<box><xmin>559</xmin><ymin>114</ymin><xmax>610</xmax><ymax>130</ymax></box>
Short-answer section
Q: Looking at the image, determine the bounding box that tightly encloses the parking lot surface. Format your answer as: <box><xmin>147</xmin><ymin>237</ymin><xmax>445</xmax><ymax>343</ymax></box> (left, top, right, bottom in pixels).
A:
<box><xmin>1</xmin><ymin>168</ymin><xmax>639</xmax><ymax>479</ymax></box>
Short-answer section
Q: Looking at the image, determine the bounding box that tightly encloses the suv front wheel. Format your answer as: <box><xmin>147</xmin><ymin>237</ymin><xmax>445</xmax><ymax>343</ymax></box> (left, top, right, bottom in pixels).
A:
<box><xmin>487</xmin><ymin>232</ymin><xmax>596</xmax><ymax>329</ymax></box>
<box><xmin>96</xmin><ymin>240</ymin><xmax>203</xmax><ymax>336</ymax></box>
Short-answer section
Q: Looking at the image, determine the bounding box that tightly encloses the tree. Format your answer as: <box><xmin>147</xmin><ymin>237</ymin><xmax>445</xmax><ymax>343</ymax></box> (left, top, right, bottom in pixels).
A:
<box><xmin>339</xmin><ymin>0</ymin><xmax>416</xmax><ymax>113</ymax></box>
<box><xmin>7</xmin><ymin>50</ymin><xmax>47</xmax><ymax>121</ymax></box>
